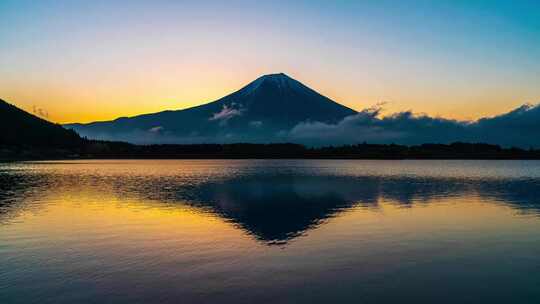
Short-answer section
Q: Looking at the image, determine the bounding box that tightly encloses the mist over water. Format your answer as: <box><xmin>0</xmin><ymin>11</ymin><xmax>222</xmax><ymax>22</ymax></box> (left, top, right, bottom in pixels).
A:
<box><xmin>1</xmin><ymin>160</ymin><xmax>540</xmax><ymax>303</ymax></box>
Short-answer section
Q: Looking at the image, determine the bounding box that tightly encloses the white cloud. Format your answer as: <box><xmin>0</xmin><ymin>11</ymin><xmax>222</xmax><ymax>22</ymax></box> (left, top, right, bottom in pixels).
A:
<box><xmin>209</xmin><ymin>104</ymin><xmax>244</xmax><ymax>125</ymax></box>
<box><xmin>148</xmin><ymin>126</ymin><xmax>164</xmax><ymax>133</ymax></box>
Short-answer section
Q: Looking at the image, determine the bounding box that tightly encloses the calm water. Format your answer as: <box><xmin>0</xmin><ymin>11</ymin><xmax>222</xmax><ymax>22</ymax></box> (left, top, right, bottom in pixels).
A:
<box><xmin>1</xmin><ymin>160</ymin><xmax>540</xmax><ymax>304</ymax></box>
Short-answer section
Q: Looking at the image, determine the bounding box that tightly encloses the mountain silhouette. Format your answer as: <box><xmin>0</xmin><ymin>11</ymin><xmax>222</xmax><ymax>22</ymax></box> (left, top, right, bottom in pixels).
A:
<box><xmin>65</xmin><ymin>73</ymin><xmax>357</xmax><ymax>144</ymax></box>
<box><xmin>0</xmin><ymin>99</ymin><xmax>82</xmax><ymax>149</ymax></box>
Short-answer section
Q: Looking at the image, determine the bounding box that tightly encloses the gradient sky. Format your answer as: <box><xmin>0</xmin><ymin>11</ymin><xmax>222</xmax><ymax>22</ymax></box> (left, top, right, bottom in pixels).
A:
<box><xmin>1</xmin><ymin>0</ymin><xmax>539</xmax><ymax>123</ymax></box>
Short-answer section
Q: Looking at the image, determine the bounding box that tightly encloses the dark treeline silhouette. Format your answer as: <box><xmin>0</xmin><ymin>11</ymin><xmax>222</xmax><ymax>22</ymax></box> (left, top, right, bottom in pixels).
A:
<box><xmin>80</xmin><ymin>141</ymin><xmax>540</xmax><ymax>160</ymax></box>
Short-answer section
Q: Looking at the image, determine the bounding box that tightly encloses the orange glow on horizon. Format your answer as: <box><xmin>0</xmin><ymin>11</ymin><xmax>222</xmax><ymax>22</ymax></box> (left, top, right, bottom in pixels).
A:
<box><xmin>3</xmin><ymin>70</ymin><xmax>538</xmax><ymax>124</ymax></box>
<box><xmin>2</xmin><ymin>1</ymin><xmax>539</xmax><ymax>124</ymax></box>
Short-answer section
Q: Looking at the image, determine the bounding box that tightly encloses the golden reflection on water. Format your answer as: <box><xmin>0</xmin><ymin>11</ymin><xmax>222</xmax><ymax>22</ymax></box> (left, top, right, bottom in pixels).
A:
<box><xmin>5</xmin><ymin>191</ymin><xmax>255</xmax><ymax>258</ymax></box>
<box><xmin>5</xmin><ymin>183</ymin><xmax>538</xmax><ymax>253</ymax></box>
<box><xmin>2</xmin><ymin>160</ymin><xmax>540</xmax><ymax>304</ymax></box>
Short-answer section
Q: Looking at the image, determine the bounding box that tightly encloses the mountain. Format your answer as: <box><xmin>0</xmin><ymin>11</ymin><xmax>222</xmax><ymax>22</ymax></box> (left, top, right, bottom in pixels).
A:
<box><xmin>62</xmin><ymin>73</ymin><xmax>540</xmax><ymax>148</ymax></box>
<box><xmin>65</xmin><ymin>73</ymin><xmax>358</xmax><ymax>144</ymax></box>
<box><xmin>0</xmin><ymin>99</ymin><xmax>82</xmax><ymax>149</ymax></box>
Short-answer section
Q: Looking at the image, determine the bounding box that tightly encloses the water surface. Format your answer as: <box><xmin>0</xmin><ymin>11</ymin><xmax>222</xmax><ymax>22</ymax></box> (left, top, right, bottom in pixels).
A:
<box><xmin>1</xmin><ymin>160</ymin><xmax>540</xmax><ymax>303</ymax></box>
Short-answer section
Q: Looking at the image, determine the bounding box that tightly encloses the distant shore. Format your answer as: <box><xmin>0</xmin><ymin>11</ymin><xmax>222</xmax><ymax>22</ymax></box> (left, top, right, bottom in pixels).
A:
<box><xmin>2</xmin><ymin>142</ymin><xmax>540</xmax><ymax>161</ymax></box>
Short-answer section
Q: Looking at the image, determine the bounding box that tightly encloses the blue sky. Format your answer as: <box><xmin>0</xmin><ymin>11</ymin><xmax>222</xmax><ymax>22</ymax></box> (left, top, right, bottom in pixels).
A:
<box><xmin>1</xmin><ymin>0</ymin><xmax>539</xmax><ymax>122</ymax></box>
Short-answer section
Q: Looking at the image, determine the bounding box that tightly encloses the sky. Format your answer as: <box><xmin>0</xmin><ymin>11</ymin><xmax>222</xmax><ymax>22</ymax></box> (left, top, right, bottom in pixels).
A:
<box><xmin>1</xmin><ymin>0</ymin><xmax>539</xmax><ymax>124</ymax></box>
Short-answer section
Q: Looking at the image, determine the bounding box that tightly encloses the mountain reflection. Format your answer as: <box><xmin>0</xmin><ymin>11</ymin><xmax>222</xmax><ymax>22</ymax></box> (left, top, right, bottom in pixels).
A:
<box><xmin>162</xmin><ymin>175</ymin><xmax>540</xmax><ymax>244</ymax></box>
<box><xmin>178</xmin><ymin>176</ymin><xmax>372</xmax><ymax>244</ymax></box>
<box><xmin>1</xmin><ymin>166</ymin><xmax>539</xmax><ymax>245</ymax></box>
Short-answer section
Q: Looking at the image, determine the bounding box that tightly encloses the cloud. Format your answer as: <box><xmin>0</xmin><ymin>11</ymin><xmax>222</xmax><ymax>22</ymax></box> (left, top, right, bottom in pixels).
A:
<box><xmin>284</xmin><ymin>103</ymin><xmax>540</xmax><ymax>147</ymax></box>
<box><xmin>284</xmin><ymin>106</ymin><xmax>464</xmax><ymax>145</ymax></box>
<box><xmin>472</xmin><ymin>103</ymin><xmax>540</xmax><ymax>147</ymax></box>
<box><xmin>209</xmin><ymin>104</ymin><xmax>244</xmax><ymax>125</ymax></box>
<box><xmin>148</xmin><ymin>126</ymin><xmax>164</xmax><ymax>133</ymax></box>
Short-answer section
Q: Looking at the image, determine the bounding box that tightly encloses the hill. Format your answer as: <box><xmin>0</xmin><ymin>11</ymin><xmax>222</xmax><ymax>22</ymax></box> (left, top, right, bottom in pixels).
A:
<box><xmin>0</xmin><ymin>99</ymin><xmax>83</xmax><ymax>159</ymax></box>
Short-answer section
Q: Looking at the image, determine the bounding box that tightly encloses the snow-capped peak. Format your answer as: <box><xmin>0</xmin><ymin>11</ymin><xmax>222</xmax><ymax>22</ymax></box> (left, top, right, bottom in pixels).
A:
<box><xmin>239</xmin><ymin>73</ymin><xmax>306</xmax><ymax>96</ymax></box>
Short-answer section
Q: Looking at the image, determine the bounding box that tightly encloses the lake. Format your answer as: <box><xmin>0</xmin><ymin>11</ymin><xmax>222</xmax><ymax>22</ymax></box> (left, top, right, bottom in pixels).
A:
<box><xmin>1</xmin><ymin>160</ymin><xmax>540</xmax><ymax>303</ymax></box>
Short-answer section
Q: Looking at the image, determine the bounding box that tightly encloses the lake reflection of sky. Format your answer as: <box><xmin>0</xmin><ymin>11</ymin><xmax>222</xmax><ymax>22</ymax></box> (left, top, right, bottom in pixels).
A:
<box><xmin>1</xmin><ymin>160</ymin><xmax>540</xmax><ymax>303</ymax></box>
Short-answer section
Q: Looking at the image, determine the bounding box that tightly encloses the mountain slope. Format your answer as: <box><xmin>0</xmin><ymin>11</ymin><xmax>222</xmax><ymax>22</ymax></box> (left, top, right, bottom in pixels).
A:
<box><xmin>66</xmin><ymin>73</ymin><xmax>358</xmax><ymax>144</ymax></box>
<box><xmin>0</xmin><ymin>99</ymin><xmax>82</xmax><ymax>148</ymax></box>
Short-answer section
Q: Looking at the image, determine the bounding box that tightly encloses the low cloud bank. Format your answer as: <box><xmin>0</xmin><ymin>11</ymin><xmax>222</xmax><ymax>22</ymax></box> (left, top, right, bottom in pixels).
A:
<box><xmin>68</xmin><ymin>103</ymin><xmax>540</xmax><ymax>148</ymax></box>
<box><xmin>284</xmin><ymin>103</ymin><xmax>540</xmax><ymax>147</ymax></box>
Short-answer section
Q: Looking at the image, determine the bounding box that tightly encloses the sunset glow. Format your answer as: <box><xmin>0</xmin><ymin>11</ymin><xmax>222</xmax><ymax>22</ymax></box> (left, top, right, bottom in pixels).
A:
<box><xmin>1</xmin><ymin>0</ymin><xmax>539</xmax><ymax>123</ymax></box>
